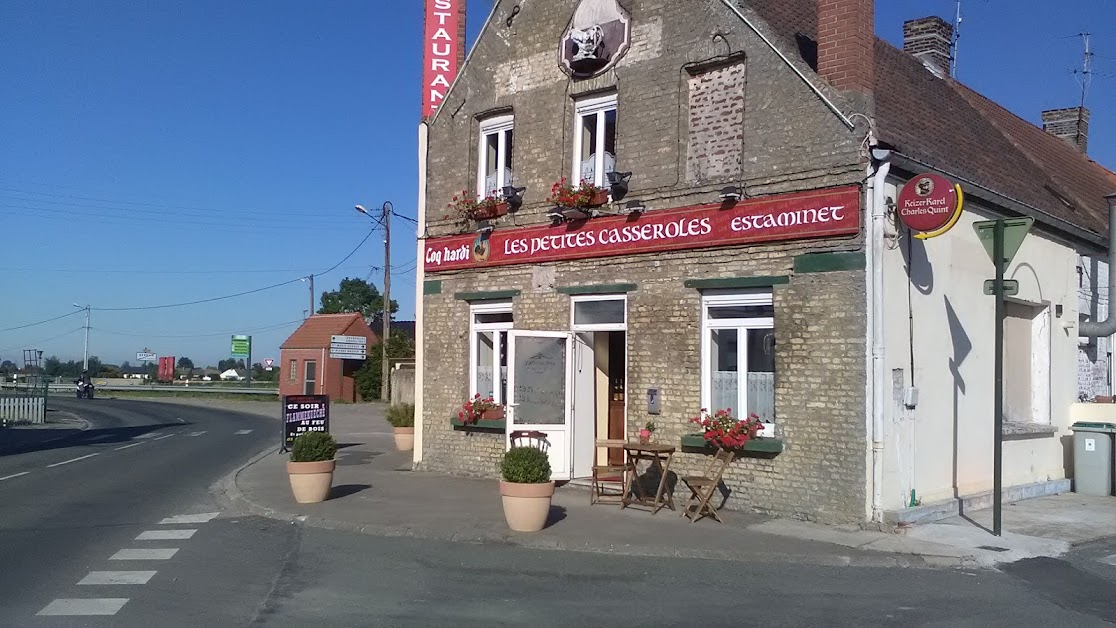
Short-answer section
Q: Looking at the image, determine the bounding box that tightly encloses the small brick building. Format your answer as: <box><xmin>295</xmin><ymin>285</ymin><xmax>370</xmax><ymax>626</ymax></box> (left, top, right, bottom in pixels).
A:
<box><xmin>279</xmin><ymin>313</ymin><xmax>379</xmax><ymax>402</ymax></box>
<box><xmin>414</xmin><ymin>0</ymin><xmax>1116</xmax><ymax>524</ymax></box>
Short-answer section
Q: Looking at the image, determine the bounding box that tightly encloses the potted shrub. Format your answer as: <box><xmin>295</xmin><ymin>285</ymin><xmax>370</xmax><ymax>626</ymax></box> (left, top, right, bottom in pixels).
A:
<box><xmin>286</xmin><ymin>431</ymin><xmax>337</xmax><ymax>504</ymax></box>
<box><xmin>547</xmin><ymin>178</ymin><xmax>609</xmax><ymax>209</ymax></box>
<box><xmin>499</xmin><ymin>446</ymin><xmax>554</xmax><ymax>532</ymax></box>
<box><xmin>445</xmin><ymin>190</ymin><xmax>509</xmax><ymax>222</ymax></box>
<box><xmin>639</xmin><ymin>421</ymin><xmax>657</xmax><ymax>444</ymax></box>
<box><xmin>458</xmin><ymin>393</ymin><xmax>503</xmax><ymax>425</ymax></box>
<box><xmin>387</xmin><ymin>403</ymin><xmax>415</xmax><ymax>451</ymax></box>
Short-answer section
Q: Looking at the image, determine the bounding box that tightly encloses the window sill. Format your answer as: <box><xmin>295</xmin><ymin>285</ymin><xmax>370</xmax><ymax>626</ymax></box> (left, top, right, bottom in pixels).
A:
<box><xmin>1002</xmin><ymin>422</ymin><xmax>1058</xmax><ymax>439</ymax></box>
<box><xmin>451</xmin><ymin>416</ymin><xmax>506</xmax><ymax>431</ymax></box>
<box><xmin>680</xmin><ymin>433</ymin><xmax>784</xmax><ymax>456</ymax></box>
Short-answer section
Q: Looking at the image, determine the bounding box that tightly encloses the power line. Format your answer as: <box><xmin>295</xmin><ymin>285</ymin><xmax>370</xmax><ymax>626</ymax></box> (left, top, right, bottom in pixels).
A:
<box><xmin>0</xmin><ymin>265</ymin><xmax>369</xmax><ymax>276</ymax></box>
<box><xmin>0</xmin><ymin>203</ymin><xmax>342</xmax><ymax>233</ymax></box>
<box><xmin>92</xmin><ymin>227</ymin><xmax>378</xmax><ymax>312</ymax></box>
<box><xmin>94</xmin><ymin>318</ymin><xmax>304</xmax><ymax>339</ymax></box>
<box><xmin>0</xmin><ymin>186</ymin><xmax>326</xmax><ymax>220</ymax></box>
<box><xmin>0</xmin><ymin>327</ymin><xmax>83</xmax><ymax>353</ymax></box>
<box><xmin>0</xmin><ymin>310</ymin><xmax>81</xmax><ymax>333</ymax></box>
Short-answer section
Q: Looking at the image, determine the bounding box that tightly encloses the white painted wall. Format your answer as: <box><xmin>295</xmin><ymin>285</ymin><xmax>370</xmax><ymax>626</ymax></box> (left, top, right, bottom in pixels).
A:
<box><xmin>880</xmin><ymin>181</ymin><xmax>1077</xmax><ymax>510</ymax></box>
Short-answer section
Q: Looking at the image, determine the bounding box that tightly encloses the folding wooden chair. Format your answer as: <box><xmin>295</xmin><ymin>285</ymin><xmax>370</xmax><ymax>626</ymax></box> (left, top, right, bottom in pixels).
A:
<box><xmin>590</xmin><ymin>439</ymin><xmax>630</xmax><ymax>505</ymax></box>
<box><xmin>680</xmin><ymin>448</ymin><xmax>734</xmax><ymax>523</ymax></box>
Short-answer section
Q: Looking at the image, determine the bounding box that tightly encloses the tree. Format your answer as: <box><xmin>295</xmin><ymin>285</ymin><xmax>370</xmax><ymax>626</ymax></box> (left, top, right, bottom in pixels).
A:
<box><xmin>121</xmin><ymin>361</ymin><xmax>132</xmax><ymax>370</ymax></box>
<box><xmin>318</xmin><ymin>277</ymin><xmax>398</xmax><ymax>327</ymax></box>
<box><xmin>0</xmin><ymin>360</ymin><xmax>16</xmax><ymax>374</ymax></box>
<box><xmin>43</xmin><ymin>356</ymin><xmax>62</xmax><ymax>377</ymax></box>
<box><xmin>354</xmin><ymin>333</ymin><xmax>415</xmax><ymax>401</ymax></box>
<box><xmin>177</xmin><ymin>357</ymin><xmax>194</xmax><ymax>369</ymax></box>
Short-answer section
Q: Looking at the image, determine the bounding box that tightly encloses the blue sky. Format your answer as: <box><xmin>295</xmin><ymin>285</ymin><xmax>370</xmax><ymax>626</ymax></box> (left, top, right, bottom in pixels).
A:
<box><xmin>1</xmin><ymin>0</ymin><xmax>1113</xmax><ymax>367</ymax></box>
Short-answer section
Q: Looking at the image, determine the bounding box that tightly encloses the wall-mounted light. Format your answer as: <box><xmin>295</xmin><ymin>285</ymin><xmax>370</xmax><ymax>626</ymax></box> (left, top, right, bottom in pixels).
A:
<box><xmin>476</xmin><ymin>219</ymin><xmax>494</xmax><ymax>234</ymax></box>
<box><xmin>548</xmin><ymin>207</ymin><xmax>591</xmax><ymax>223</ymax></box>
<box><xmin>501</xmin><ymin>185</ymin><xmax>526</xmax><ymax>212</ymax></box>
<box><xmin>606</xmin><ymin>171</ymin><xmax>632</xmax><ymax>200</ymax></box>
<box><xmin>719</xmin><ymin>186</ymin><xmax>742</xmax><ymax>202</ymax></box>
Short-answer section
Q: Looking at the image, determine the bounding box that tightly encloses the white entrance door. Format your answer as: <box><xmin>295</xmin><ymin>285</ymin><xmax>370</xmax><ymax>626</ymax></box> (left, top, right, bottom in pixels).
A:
<box><xmin>507</xmin><ymin>331</ymin><xmax>573</xmax><ymax>480</ymax></box>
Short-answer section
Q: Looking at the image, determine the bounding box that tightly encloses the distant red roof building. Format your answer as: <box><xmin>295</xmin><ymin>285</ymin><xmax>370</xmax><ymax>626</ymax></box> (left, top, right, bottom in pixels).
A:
<box><xmin>279</xmin><ymin>313</ymin><xmax>379</xmax><ymax>402</ymax></box>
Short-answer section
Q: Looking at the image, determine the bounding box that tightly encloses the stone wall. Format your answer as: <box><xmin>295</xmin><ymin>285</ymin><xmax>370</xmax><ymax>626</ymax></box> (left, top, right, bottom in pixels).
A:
<box><xmin>419</xmin><ymin>0</ymin><xmax>871</xmax><ymax>523</ymax></box>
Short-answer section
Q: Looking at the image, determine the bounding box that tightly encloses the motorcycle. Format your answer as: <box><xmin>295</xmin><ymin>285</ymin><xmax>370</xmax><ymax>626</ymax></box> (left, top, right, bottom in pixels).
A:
<box><xmin>75</xmin><ymin>379</ymin><xmax>95</xmax><ymax>399</ymax></box>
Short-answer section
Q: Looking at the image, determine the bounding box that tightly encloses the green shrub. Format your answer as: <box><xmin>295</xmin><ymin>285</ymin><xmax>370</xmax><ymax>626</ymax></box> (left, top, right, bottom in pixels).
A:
<box><xmin>290</xmin><ymin>431</ymin><xmax>337</xmax><ymax>462</ymax></box>
<box><xmin>386</xmin><ymin>403</ymin><xmax>415</xmax><ymax>428</ymax></box>
<box><xmin>500</xmin><ymin>446</ymin><xmax>551</xmax><ymax>484</ymax></box>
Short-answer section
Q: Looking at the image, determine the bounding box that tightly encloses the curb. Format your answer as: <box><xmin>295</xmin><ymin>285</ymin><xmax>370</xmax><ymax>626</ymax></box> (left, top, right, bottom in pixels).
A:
<box><xmin>209</xmin><ymin>449</ymin><xmax>974</xmax><ymax>570</ymax></box>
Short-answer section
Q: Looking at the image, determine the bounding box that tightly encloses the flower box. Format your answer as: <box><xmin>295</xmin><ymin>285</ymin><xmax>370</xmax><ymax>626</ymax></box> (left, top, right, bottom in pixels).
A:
<box><xmin>585</xmin><ymin>190</ymin><xmax>609</xmax><ymax>208</ymax></box>
<box><xmin>680</xmin><ymin>433</ymin><xmax>784</xmax><ymax>455</ymax></box>
<box><xmin>451</xmin><ymin>415</ymin><xmax>506</xmax><ymax>430</ymax></box>
<box><xmin>470</xmin><ymin>201</ymin><xmax>509</xmax><ymax>221</ymax></box>
<box><xmin>481</xmin><ymin>407</ymin><xmax>505</xmax><ymax>421</ymax></box>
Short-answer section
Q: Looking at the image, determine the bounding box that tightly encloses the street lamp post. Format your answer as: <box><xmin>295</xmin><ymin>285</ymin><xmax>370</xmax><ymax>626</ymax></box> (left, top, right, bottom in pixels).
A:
<box><xmin>72</xmin><ymin>303</ymin><xmax>90</xmax><ymax>371</ymax></box>
<box><xmin>356</xmin><ymin>201</ymin><xmax>393</xmax><ymax>402</ymax></box>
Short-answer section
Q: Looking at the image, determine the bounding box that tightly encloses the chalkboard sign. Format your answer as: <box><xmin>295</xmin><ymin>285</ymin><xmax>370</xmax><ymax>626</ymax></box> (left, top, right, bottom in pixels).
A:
<box><xmin>282</xmin><ymin>394</ymin><xmax>330</xmax><ymax>451</ymax></box>
<box><xmin>512</xmin><ymin>336</ymin><xmax>566</xmax><ymax>425</ymax></box>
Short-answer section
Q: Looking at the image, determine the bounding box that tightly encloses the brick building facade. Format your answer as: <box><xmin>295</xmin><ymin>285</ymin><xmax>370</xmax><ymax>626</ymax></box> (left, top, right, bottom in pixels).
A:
<box><xmin>279</xmin><ymin>313</ymin><xmax>379</xmax><ymax>403</ymax></box>
<box><xmin>413</xmin><ymin>0</ymin><xmax>1116</xmax><ymax>524</ymax></box>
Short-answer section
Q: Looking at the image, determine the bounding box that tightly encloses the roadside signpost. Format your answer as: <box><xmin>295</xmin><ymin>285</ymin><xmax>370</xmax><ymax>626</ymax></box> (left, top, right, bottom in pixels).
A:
<box><xmin>264</xmin><ymin>358</ymin><xmax>274</xmax><ymax>372</ymax></box>
<box><xmin>136</xmin><ymin>350</ymin><xmax>157</xmax><ymax>362</ymax></box>
<box><xmin>329</xmin><ymin>335</ymin><xmax>367</xmax><ymax>360</ymax></box>
<box><xmin>231</xmin><ymin>335</ymin><xmax>252</xmax><ymax>388</ymax></box>
<box><xmin>973</xmin><ymin>216</ymin><xmax>1034</xmax><ymax>537</ymax></box>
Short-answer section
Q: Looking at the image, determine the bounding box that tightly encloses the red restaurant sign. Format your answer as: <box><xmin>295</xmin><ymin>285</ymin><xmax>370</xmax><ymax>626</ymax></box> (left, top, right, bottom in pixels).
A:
<box><xmin>897</xmin><ymin>173</ymin><xmax>963</xmax><ymax>239</ymax></box>
<box><xmin>424</xmin><ymin>186</ymin><xmax>861</xmax><ymax>272</ymax></box>
<box><xmin>422</xmin><ymin>0</ymin><xmax>461</xmax><ymax>118</ymax></box>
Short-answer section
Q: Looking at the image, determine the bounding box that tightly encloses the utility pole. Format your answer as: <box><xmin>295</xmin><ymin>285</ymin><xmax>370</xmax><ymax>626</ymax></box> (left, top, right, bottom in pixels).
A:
<box><xmin>73</xmin><ymin>303</ymin><xmax>90</xmax><ymax>371</ymax></box>
<box><xmin>308</xmin><ymin>274</ymin><xmax>315</xmax><ymax>316</ymax></box>
<box><xmin>381</xmin><ymin>201</ymin><xmax>392</xmax><ymax>403</ymax></box>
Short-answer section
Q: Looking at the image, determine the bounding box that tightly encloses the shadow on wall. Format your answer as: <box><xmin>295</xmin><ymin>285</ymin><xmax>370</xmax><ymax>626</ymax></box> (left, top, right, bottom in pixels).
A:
<box><xmin>946</xmin><ymin>297</ymin><xmax>972</xmax><ymax>499</ymax></box>
<box><xmin>902</xmin><ymin>235</ymin><xmax>934</xmax><ymax>295</ymax></box>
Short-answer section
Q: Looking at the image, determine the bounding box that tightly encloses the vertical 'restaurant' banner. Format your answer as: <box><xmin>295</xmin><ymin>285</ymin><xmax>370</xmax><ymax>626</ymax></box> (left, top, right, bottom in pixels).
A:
<box><xmin>423</xmin><ymin>0</ymin><xmax>460</xmax><ymax>118</ymax></box>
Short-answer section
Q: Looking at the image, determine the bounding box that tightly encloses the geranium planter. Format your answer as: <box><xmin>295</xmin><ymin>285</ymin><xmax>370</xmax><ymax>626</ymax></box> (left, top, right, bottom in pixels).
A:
<box><xmin>393</xmin><ymin>426</ymin><xmax>415</xmax><ymax>451</ymax></box>
<box><xmin>287</xmin><ymin>459</ymin><xmax>336</xmax><ymax>503</ymax></box>
<box><xmin>481</xmin><ymin>407</ymin><xmax>505</xmax><ymax>421</ymax></box>
<box><xmin>469</xmin><ymin>201</ymin><xmax>509</xmax><ymax>221</ymax></box>
<box><xmin>499</xmin><ymin>480</ymin><xmax>556</xmax><ymax>532</ymax></box>
<box><xmin>586</xmin><ymin>190</ymin><xmax>610</xmax><ymax>207</ymax></box>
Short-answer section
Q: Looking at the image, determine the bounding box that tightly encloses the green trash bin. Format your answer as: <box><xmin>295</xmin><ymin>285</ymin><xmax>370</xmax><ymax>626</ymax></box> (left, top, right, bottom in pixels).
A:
<box><xmin>1070</xmin><ymin>421</ymin><xmax>1116</xmax><ymax>496</ymax></box>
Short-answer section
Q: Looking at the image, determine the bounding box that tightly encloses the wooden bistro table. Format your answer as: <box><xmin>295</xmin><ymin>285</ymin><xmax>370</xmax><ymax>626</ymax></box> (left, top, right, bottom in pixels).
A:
<box><xmin>621</xmin><ymin>442</ymin><xmax>676</xmax><ymax>514</ymax></box>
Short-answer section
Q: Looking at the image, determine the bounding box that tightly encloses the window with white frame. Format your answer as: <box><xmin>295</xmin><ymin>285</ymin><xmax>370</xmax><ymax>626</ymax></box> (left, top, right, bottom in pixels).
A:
<box><xmin>470</xmin><ymin>302</ymin><xmax>514</xmax><ymax>405</ymax></box>
<box><xmin>572</xmin><ymin>94</ymin><xmax>617</xmax><ymax>187</ymax></box>
<box><xmin>477</xmin><ymin>115</ymin><xmax>514</xmax><ymax>198</ymax></box>
<box><xmin>570</xmin><ymin>294</ymin><xmax>626</xmax><ymax>331</ymax></box>
<box><xmin>701</xmin><ymin>291</ymin><xmax>776</xmax><ymax>434</ymax></box>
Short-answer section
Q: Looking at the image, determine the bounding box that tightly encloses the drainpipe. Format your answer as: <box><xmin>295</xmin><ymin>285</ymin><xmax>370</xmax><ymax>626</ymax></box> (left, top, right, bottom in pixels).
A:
<box><xmin>1079</xmin><ymin>194</ymin><xmax>1116</xmax><ymax>339</ymax></box>
<box><xmin>867</xmin><ymin>146</ymin><xmax>892</xmax><ymax>523</ymax></box>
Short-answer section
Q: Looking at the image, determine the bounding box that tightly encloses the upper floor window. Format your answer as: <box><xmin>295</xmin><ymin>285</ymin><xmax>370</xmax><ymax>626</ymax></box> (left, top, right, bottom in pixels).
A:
<box><xmin>572</xmin><ymin>94</ymin><xmax>617</xmax><ymax>187</ymax></box>
<box><xmin>477</xmin><ymin>115</ymin><xmax>514</xmax><ymax>198</ymax></box>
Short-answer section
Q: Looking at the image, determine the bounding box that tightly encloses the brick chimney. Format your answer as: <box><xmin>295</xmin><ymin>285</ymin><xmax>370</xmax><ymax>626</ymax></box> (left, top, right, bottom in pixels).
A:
<box><xmin>817</xmin><ymin>0</ymin><xmax>875</xmax><ymax>92</ymax></box>
<box><xmin>1042</xmin><ymin>107</ymin><xmax>1090</xmax><ymax>153</ymax></box>
<box><xmin>903</xmin><ymin>16</ymin><xmax>953</xmax><ymax>76</ymax></box>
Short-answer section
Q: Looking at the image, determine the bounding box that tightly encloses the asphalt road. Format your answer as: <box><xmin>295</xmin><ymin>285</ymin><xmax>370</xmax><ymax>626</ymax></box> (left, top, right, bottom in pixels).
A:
<box><xmin>2</xmin><ymin>399</ymin><xmax>1114</xmax><ymax>627</ymax></box>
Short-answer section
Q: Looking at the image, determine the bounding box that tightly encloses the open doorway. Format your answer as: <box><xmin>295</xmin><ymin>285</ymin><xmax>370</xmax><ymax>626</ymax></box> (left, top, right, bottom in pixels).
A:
<box><xmin>570</xmin><ymin>295</ymin><xmax>628</xmax><ymax>479</ymax></box>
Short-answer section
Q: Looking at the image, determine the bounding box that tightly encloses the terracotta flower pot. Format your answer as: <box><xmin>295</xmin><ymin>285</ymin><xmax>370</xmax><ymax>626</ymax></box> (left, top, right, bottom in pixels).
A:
<box><xmin>481</xmin><ymin>407</ymin><xmax>505</xmax><ymax>421</ymax></box>
<box><xmin>393</xmin><ymin>427</ymin><xmax>415</xmax><ymax>451</ymax></box>
<box><xmin>639</xmin><ymin>429</ymin><xmax>651</xmax><ymax>444</ymax></box>
<box><xmin>499</xmin><ymin>480</ymin><xmax>556</xmax><ymax>532</ymax></box>
<box><xmin>286</xmin><ymin>459</ymin><xmax>336</xmax><ymax>504</ymax></box>
<box><xmin>470</xmin><ymin>202</ymin><xmax>509</xmax><ymax>221</ymax></box>
<box><xmin>587</xmin><ymin>190</ymin><xmax>610</xmax><ymax>207</ymax></box>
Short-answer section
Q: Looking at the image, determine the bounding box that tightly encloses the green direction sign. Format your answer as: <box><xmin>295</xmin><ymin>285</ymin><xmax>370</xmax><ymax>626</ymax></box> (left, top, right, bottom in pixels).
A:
<box><xmin>983</xmin><ymin>279</ymin><xmax>1019</xmax><ymax>297</ymax></box>
<box><xmin>230</xmin><ymin>335</ymin><xmax>251</xmax><ymax>357</ymax></box>
<box><xmin>973</xmin><ymin>217</ymin><xmax>1034</xmax><ymax>269</ymax></box>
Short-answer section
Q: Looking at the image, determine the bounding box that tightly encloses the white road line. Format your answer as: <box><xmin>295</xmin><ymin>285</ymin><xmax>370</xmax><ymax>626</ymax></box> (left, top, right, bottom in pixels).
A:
<box><xmin>110</xmin><ymin>548</ymin><xmax>179</xmax><ymax>560</ymax></box>
<box><xmin>188</xmin><ymin>430</ymin><xmax>207</xmax><ymax>437</ymax></box>
<box><xmin>0</xmin><ymin>471</ymin><xmax>30</xmax><ymax>481</ymax></box>
<box><xmin>115</xmin><ymin>442</ymin><xmax>145</xmax><ymax>451</ymax></box>
<box><xmin>152</xmin><ymin>433</ymin><xmax>175</xmax><ymax>441</ymax></box>
<box><xmin>1101</xmin><ymin>554</ymin><xmax>1116</xmax><ymax>567</ymax></box>
<box><xmin>78</xmin><ymin>571</ymin><xmax>157</xmax><ymax>585</ymax></box>
<box><xmin>159</xmin><ymin>512</ymin><xmax>220</xmax><ymax>525</ymax></box>
<box><xmin>46</xmin><ymin>453</ymin><xmax>99</xmax><ymax>468</ymax></box>
<box><xmin>234</xmin><ymin>429</ymin><xmax>253</xmax><ymax>435</ymax></box>
<box><xmin>175</xmin><ymin>417</ymin><xmax>185</xmax><ymax>424</ymax></box>
<box><xmin>135</xmin><ymin>433</ymin><xmax>159</xmax><ymax>439</ymax></box>
<box><xmin>37</xmin><ymin>598</ymin><xmax>129</xmax><ymax>616</ymax></box>
<box><xmin>136</xmin><ymin>529</ymin><xmax>196</xmax><ymax>540</ymax></box>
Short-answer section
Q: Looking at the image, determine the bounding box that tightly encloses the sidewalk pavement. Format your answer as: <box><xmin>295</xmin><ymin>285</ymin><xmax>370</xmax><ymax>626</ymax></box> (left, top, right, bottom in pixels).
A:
<box><xmin>207</xmin><ymin>401</ymin><xmax>1116</xmax><ymax>569</ymax></box>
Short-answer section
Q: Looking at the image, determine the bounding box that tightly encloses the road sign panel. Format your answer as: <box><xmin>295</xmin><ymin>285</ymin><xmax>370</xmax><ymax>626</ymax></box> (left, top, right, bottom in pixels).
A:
<box><xmin>264</xmin><ymin>358</ymin><xmax>274</xmax><ymax>368</ymax></box>
<box><xmin>230</xmin><ymin>335</ymin><xmax>251</xmax><ymax>357</ymax></box>
<box><xmin>973</xmin><ymin>218</ymin><xmax>1034</xmax><ymax>269</ymax></box>
<box><xmin>137</xmin><ymin>351</ymin><xmax>157</xmax><ymax>362</ymax></box>
<box><xmin>983</xmin><ymin>279</ymin><xmax>1019</xmax><ymax>296</ymax></box>
<box><xmin>330</xmin><ymin>335</ymin><xmax>367</xmax><ymax>346</ymax></box>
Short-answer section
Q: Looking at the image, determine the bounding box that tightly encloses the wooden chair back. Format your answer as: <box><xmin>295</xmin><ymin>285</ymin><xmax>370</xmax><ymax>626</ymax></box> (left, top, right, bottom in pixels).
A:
<box><xmin>509</xmin><ymin>430</ymin><xmax>550</xmax><ymax>453</ymax></box>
